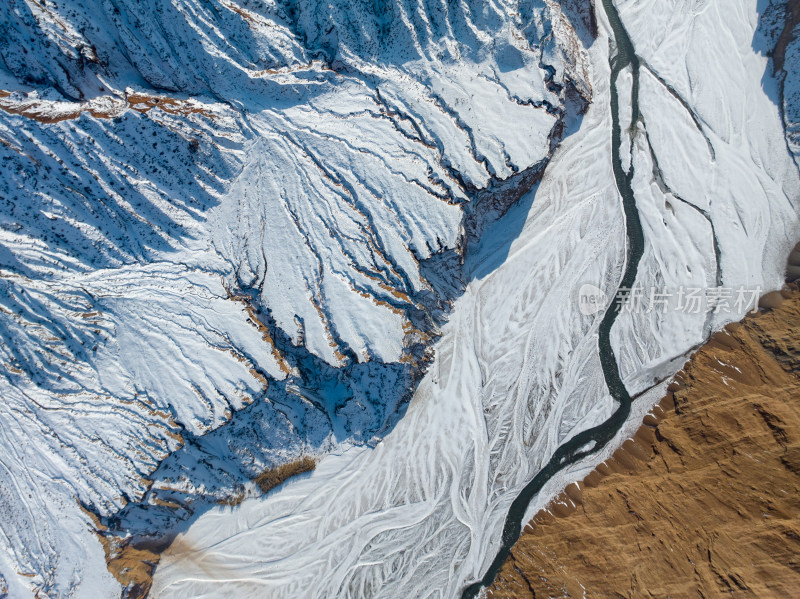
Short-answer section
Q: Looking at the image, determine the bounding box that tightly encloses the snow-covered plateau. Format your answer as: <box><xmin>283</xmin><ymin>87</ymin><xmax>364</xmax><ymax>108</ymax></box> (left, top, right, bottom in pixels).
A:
<box><xmin>0</xmin><ymin>0</ymin><xmax>798</xmax><ymax>598</ymax></box>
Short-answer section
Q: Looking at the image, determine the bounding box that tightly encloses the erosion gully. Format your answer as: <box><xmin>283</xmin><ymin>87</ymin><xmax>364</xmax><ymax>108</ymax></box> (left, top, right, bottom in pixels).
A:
<box><xmin>461</xmin><ymin>1</ymin><xmax>645</xmax><ymax>596</ymax></box>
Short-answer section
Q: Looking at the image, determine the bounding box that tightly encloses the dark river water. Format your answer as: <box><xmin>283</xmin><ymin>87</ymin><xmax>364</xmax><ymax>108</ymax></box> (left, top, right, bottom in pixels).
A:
<box><xmin>460</xmin><ymin>1</ymin><xmax>645</xmax><ymax>596</ymax></box>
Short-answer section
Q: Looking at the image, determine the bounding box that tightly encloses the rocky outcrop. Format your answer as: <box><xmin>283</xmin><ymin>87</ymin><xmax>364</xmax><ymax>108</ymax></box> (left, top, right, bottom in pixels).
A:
<box><xmin>760</xmin><ymin>0</ymin><xmax>800</xmax><ymax>162</ymax></box>
<box><xmin>788</xmin><ymin>241</ymin><xmax>800</xmax><ymax>281</ymax></box>
<box><xmin>488</xmin><ymin>287</ymin><xmax>800</xmax><ymax>598</ymax></box>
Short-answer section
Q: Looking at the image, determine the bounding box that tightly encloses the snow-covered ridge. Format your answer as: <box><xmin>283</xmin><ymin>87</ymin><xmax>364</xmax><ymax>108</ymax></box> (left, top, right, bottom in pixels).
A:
<box><xmin>0</xmin><ymin>0</ymin><xmax>596</xmax><ymax>596</ymax></box>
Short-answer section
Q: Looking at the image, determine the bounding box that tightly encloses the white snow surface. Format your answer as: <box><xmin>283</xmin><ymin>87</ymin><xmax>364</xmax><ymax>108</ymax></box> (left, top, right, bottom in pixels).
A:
<box><xmin>0</xmin><ymin>0</ymin><xmax>798</xmax><ymax>598</ymax></box>
<box><xmin>0</xmin><ymin>0</ymin><xmax>596</xmax><ymax>596</ymax></box>
<box><xmin>152</xmin><ymin>2</ymin><xmax>799</xmax><ymax>597</ymax></box>
<box><xmin>154</xmin><ymin>0</ymin><xmax>798</xmax><ymax>597</ymax></box>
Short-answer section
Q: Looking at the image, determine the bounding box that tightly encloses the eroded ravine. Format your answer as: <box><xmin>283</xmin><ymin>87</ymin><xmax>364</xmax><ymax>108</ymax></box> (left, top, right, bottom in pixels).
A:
<box><xmin>461</xmin><ymin>1</ymin><xmax>645</xmax><ymax>596</ymax></box>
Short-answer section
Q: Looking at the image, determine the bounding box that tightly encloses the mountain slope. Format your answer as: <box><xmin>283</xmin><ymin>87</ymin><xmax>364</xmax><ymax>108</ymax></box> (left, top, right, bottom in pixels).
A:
<box><xmin>0</xmin><ymin>0</ymin><xmax>597</xmax><ymax>597</ymax></box>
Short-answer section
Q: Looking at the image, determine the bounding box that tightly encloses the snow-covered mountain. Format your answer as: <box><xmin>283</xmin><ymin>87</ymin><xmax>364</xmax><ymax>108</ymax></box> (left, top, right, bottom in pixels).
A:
<box><xmin>0</xmin><ymin>0</ymin><xmax>597</xmax><ymax>597</ymax></box>
<box><xmin>0</xmin><ymin>0</ymin><xmax>798</xmax><ymax>598</ymax></box>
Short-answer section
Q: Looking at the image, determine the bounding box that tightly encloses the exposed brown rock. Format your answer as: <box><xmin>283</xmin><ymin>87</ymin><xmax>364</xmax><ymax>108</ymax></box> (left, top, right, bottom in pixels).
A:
<box><xmin>788</xmin><ymin>241</ymin><xmax>800</xmax><ymax>282</ymax></box>
<box><xmin>488</xmin><ymin>286</ymin><xmax>800</xmax><ymax>599</ymax></box>
<box><xmin>253</xmin><ymin>456</ymin><xmax>316</xmax><ymax>495</ymax></box>
<box><xmin>80</xmin><ymin>505</ymin><xmax>159</xmax><ymax>599</ymax></box>
<box><xmin>79</xmin><ymin>456</ymin><xmax>315</xmax><ymax>598</ymax></box>
<box><xmin>0</xmin><ymin>89</ymin><xmax>213</xmax><ymax>124</ymax></box>
<box><xmin>772</xmin><ymin>0</ymin><xmax>800</xmax><ymax>74</ymax></box>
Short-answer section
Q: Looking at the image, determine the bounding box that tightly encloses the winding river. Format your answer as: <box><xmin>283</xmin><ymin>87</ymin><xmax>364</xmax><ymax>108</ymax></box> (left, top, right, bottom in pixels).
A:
<box><xmin>461</xmin><ymin>1</ymin><xmax>645</xmax><ymax>596</ymax></box>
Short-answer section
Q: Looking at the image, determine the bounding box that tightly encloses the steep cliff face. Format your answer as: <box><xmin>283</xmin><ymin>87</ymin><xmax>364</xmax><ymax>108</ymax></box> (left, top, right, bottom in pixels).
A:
<box><xmin>488</xmin><ymin>288</ymin><xmax>800</xmax><ymax>599</ymax></box>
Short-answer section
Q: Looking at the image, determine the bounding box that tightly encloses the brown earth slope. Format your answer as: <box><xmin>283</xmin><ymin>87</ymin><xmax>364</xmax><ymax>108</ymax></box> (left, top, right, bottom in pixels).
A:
<box><xmin>488</xmin><ymin>287</ymin><xmax>800</xmax><ymax>599</ymax></box>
